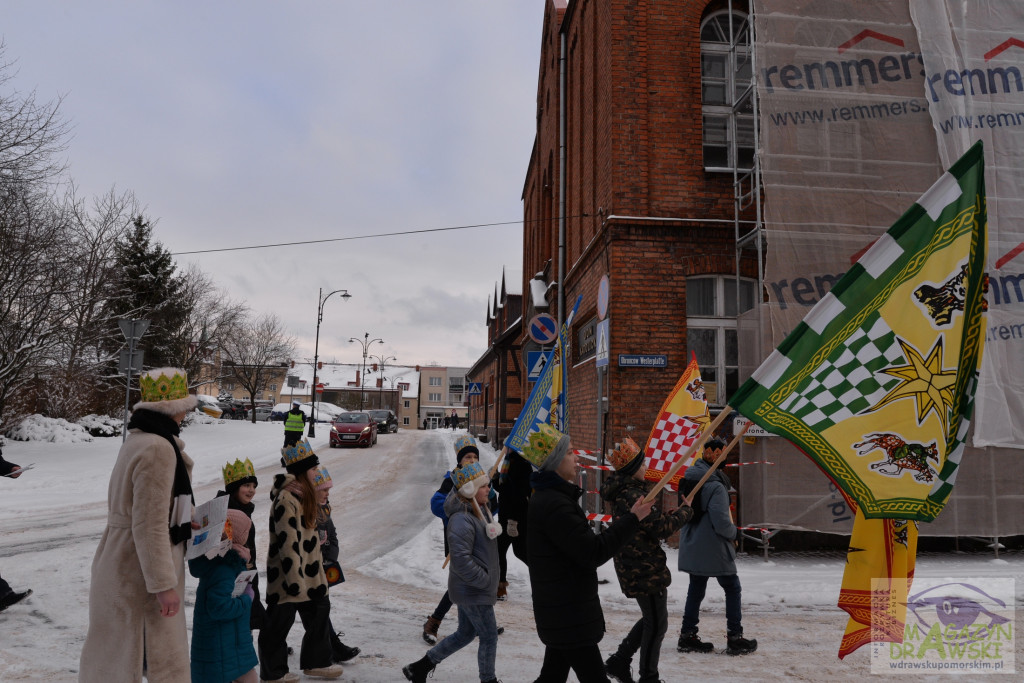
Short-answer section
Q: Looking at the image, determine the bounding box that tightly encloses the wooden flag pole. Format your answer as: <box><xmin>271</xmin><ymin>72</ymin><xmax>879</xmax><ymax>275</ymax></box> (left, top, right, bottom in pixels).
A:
<box><xmin>681</xmin><ymin>417</ymin><xmax>753</xmax><ymax>507</ymax></box>
<box><xmin>488</xmin><ymin>446</ymin><xmax>509</xmax><ymax>481</ymax></box>
<box><xmin>642</xmin><ymin>405</ymin><xmax>733</xmax><ymax>503</ymax></box>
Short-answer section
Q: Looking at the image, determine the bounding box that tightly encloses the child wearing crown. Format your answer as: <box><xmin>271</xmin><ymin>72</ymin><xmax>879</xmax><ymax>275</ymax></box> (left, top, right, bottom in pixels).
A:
<box><xmin>403</xmin><ymin>462</ymin><xmax>503</xmax><ymax>683</ymax></box>
<box><xmin>218</xmin><ymin>457</ymin><xmax>265</xmax><ymax>630</ymax></box>
<box><xmin>258</xmin><ymin>440</ymin><xmax>343</xmax><ymax>682</ymax></box>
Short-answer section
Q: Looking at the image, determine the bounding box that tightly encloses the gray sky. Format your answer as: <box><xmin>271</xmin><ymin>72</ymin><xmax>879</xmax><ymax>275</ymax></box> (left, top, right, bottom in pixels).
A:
<box><xmin>4</xmin><ymin>1</ymin><xmax>541</xmax><ymax>368</ymax></box>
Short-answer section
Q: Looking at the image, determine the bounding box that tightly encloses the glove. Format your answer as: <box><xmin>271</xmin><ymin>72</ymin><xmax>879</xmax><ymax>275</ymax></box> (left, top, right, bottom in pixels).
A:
<box><xmin>507</xmin><ymin>519</ymin><xmax>518</xmax><ymax>538</ymax></box>
<box><xmin>243</xmin><ymin>584</ymin><xmax>255</xmax><ymax>601</ymax></box>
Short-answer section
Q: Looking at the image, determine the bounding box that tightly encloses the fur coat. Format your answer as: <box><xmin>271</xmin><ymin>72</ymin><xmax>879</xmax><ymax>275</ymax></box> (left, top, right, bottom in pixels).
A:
<box><xmin>265</xmin><ymin>473</ymin><xmax>327</xmax><ymax>606</ymax></box>
<box><xmin>79</xmin><ymin>429</ymin><xmax>194</xmax><ymax>683</ymax></box>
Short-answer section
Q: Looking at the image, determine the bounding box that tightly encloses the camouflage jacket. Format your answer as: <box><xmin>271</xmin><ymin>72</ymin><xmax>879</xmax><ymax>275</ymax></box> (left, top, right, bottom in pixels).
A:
<box><xmin>600</xmin><ymin>472</ymin><xmax>693</xmax><ymax>597</ymax></box>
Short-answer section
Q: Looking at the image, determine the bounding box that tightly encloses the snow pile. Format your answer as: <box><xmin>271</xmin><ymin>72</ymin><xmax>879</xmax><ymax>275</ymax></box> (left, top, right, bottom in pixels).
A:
<box><xmin>76</xmin><ymin>414</ymin><xmax>123</xmax><ymax>437</ymax></box>
<box><xmin>4</xmin><ymin>415</ymin><xmax>95</xmax><ymax>443</ymax></box>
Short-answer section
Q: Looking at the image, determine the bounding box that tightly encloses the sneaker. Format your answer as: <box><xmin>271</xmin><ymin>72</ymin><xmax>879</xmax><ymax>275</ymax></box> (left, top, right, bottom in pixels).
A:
<box><xmin>604</xmin><ymin>653</ymin><xmax>635</xmax><ymax>683</ymax></box>
<box><xmin>260</xmin><ymin>674</ymin><xmax>299</xmax><ymax>683</ymax></box>
<box><xmin>677</xmin><ymin>631</ymin><xmax>714</xmax><ymax>653</ymax></box>
<box><xmin>0</xmin><ymin>589</ymin><xmax>31</xmax><ymax>612</ymax></box>
<box><xmin>726</xmin><ymin>634</ymin><xmax>758</xmax><ymax>655</ymax></box>
<box><xmin>302</xmin><ymin>664</ymin><xmax>344</xmax><ymax>678</ymax></box>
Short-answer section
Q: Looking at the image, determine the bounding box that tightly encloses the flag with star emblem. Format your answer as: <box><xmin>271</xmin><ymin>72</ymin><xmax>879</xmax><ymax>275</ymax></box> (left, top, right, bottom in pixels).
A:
<box><xmin>729</xmin><ymin>141</ymin><xmax>987</xmax><ymax>523</ymax></box>
<box><xmin>643</xmin><ymin>351</ymin><xmax>709</xmax><ymax>488</ymax></box>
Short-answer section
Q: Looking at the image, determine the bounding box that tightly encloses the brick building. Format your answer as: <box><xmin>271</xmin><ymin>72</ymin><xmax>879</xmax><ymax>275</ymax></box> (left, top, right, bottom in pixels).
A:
<box><xmin>467</xmin><ymin>271</ymin><xmax>523</xmax><ymax>444</ymax></box>
<box><xmin>477</xmin><ymin>0</ymin><xmax>763</xmax><ymax>455</ymax></box>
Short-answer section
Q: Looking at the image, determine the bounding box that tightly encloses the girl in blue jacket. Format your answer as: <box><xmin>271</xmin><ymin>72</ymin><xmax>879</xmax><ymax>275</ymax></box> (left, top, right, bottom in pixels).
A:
<box><xmin>189</xmin><ymin>508</ymin><xmax>258</xmax><ymax>683</ymax></box>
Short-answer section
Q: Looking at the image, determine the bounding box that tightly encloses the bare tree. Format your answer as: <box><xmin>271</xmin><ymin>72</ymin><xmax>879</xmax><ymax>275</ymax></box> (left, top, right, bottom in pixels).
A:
<box><xmin>221</xmin><ymin>313</ymin><xmax>295</xmax><ymax>422</ymax></box>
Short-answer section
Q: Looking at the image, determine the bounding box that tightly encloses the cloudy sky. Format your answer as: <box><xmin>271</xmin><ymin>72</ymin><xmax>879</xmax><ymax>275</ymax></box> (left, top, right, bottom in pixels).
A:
<box><xmin>4</xmin><ymin>1</ymin><xmax>543</xmax><ymax>368</ymax></box>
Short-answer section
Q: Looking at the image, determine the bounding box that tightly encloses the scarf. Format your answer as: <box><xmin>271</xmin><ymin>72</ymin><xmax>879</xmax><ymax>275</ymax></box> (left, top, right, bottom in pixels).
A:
<box><xmin>128</xmin><ymin>408</ymin><xmax>194</xmax><ymax>546</ymax></box>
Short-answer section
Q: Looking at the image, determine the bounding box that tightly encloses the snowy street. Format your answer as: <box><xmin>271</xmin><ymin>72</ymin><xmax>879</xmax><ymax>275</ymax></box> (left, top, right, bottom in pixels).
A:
<box><xmin>1</xmin><ymin>422</ymin><xmax>1021</xmax><ymax>681</ymax></box>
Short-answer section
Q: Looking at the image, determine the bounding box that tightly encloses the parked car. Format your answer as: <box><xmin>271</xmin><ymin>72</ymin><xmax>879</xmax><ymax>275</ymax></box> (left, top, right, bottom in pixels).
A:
<box><xmin>217</xmin><ymin>400</ymin><xmax>248</xmax><ymax>420</ymax></box>
<box><xmin>368</xmin><ymin>409</ymin><xmax>399</xmax><ymax>433</ymax></box>
<box><xmin>329</xmin><ymin>412</ymin><xmax>377</xmax><ymax>448</ymax></box>
<box><xmin>195</xmin><ymin>395</ymin><xmax>223</xmax><ymax>419</ymax></box>
<box><xmin>253</xmin><ymin>405</ymin><xmax>274</xmax><ymax>421</ymax></box>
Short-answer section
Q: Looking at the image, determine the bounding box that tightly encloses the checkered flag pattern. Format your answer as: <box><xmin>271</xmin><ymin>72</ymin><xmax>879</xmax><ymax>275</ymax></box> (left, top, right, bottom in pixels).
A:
<box><xmin>645</xmin><ymin>413</ymin><xmax>702</xmax><ymax>477</ymax></box>
<box><xmin>778</xmin><ymin>314</ymin><xmax>906</xmax><ymax>430</ymax></box>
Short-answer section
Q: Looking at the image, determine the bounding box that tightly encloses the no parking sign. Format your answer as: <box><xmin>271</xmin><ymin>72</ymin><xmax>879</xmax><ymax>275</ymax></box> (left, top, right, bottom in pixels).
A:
<box><xmin>528</xmin><ymin>313</ymin><xmax>558</xmax><ymax>344</ymax></box>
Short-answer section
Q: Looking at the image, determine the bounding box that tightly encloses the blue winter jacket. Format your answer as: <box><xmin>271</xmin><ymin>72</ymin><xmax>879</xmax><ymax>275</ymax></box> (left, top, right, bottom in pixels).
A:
<box><xmin>677</xmin><ymin>457</ymin><xmax>737</xmax><ymax>577</ymax></box>
<box><xmin>443</xmin><ymin>490</ymin><xmax>499</xmax><ymax>606</ymax></box>
<box><xmin>188</xmin><ymin>550</ymin><xmax>257</xmax><ymax>683</ymax></box>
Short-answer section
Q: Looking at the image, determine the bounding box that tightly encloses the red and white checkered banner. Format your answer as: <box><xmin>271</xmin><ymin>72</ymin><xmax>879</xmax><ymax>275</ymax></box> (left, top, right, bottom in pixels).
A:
<box><xmin>644</xmin><ymin>413</ymin><xmax>703</xmax><ymax>487</ymax></box>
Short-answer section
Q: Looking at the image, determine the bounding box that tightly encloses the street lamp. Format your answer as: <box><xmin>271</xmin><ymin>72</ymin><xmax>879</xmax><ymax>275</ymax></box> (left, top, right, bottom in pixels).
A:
<box><xmin>309</xmin><ymin>288</ymin><xmax>351</xmax><ymax>438</ymax></box>
<box><xmin>370</xmin><ymin>353</ymin><xmax>397</xmax><ymax>409</ymax></box>
<box><xmin>349</xmin><ymin>332</ymin><xmax>383</xmax><ymax>410</ymax></box>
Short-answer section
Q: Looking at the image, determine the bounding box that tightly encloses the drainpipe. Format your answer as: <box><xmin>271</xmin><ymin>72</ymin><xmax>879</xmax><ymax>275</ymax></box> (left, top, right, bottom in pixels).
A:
<box><xmin>558</xmin><ymin>29</ymin><xmax>567</xmax><ymax>328</ymax></box>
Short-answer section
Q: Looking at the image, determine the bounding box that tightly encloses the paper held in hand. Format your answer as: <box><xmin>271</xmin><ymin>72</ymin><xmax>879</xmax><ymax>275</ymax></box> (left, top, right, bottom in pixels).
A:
<box><xmin>186</xmin><ymin>495</ymin><xmax>229</xmax><ymax>560</ymax></box>
<box><xmin>231</xmin><ymin>570</ymin><xmax>257</xmax><ymax>598</ymax></box>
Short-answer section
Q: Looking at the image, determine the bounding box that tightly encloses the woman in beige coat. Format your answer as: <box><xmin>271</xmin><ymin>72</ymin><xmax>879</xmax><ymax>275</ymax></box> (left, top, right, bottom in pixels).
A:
<box><xmin>79</xmin><ymin>368</ymin><xmax>198</xmax><ymax>683</ymax></box>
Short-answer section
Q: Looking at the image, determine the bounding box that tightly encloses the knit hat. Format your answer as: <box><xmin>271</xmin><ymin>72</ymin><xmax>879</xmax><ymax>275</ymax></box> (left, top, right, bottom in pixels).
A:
<box><xmin>521</xmin><ymin>423</ymin><xmax>571</xmax><ymax>472</ymax></box>
<box><xmin>451</xmin><ymin>462</ymin><xmax>490</xmax><ymax>497</ymax></box>
<box><xmin>454</xmin><ymin>435</ymin><xmax>479</xmax><ymax>465</ymax></box>
<box><xmin>313</xmin><ymin>465</ymin><xmax>333</xmax><ymax>491</ymax></box>
<box><xmin>222</xmin><ymin>458</ymin><xmax>258</xmax><ymax>493</ymax></box>
<box><xmin>281</xmin><ymin>439</ymin><xmax>320</xmax><ymax>475</ymax></box>
<box><xmin>225</xmin><ymin>509</ymin><xmax>252</xmax><ymax>564</ymax></box>
<box><xmin>608</xmin><ymin>436</ymin><xmax>644</xmax><ymax>477</ymax></box>
<box><xmin>133</xmin><ymin>367</ymin><xmax>198</xmax><ymax>416</ymax></box>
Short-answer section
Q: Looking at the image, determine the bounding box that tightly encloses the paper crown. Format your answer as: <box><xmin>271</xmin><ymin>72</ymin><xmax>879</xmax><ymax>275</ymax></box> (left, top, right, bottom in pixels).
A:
<box><xmin>313</xmin><ymin>466</ymin><xmax>333</xmax><ymax>491</ymax></box>
<box><xmin>222</xmin><ymin>458</ymin><xmax>256</xmax><ymax>487</ymax></box>
<box><xmin>521</xmin><ymin>423</ymin><xmax>566</xmax><ymax>469</ymax></box>
<box><xmin>454</xmin><ymin>435</ymin><xmax>479</xmax><ymax>461</ymax></box>
<box><xmin>452</xmin><ymin>462</ymin><xmax>489</xmax><ymax>497</ymax></box>
<box><xmin>139</xmin><ymin>367</ymin><xmax>189</xmax><ymax>403</ymax></box>
<box><xmin>281</xmin><ymin>439</ymin><xmax>319</xmax><ymax>474</ymax></box>
<box><xmin>608</xmin><ymin>436</ymin><xmax>643</xmax><ymax>474</ymax></box>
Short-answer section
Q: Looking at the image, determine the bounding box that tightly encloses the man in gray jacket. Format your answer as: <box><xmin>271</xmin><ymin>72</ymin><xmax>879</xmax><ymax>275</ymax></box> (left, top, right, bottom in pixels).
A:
<box><xmin>676</xmin><ymin>439</ymin><xmax>757</xmax><ymax>656</ymax></box>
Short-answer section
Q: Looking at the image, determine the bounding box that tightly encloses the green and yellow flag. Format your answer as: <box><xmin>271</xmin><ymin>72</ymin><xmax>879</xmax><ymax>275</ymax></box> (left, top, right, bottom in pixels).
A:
<box><xmin>729</xmin><ymin>141</ymin><xmax>987</xmax><ymax>522</ymax></box>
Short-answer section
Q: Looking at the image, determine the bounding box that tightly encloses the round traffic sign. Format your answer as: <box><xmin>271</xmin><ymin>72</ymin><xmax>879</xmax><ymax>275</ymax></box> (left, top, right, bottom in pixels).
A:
<box><xmin>528</xmin><ymin>313</ymin><xmax>558</xmax><ymax>344</ymax></box>
<box><xmin>315</xmin><ymin>383</ymin><xmax>325</xmax><ymax>394</ymax></box>
<box><xmin>597</xmin><ymin>274</ymin><xmax>610</xmax><ymax>320</ymax></box>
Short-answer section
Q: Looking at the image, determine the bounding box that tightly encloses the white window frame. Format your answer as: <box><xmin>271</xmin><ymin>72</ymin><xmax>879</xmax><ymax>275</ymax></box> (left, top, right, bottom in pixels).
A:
<box><xmin>701</xmin><ymin>8</ymin><xmax>754</xmax><ymax>172</ymax></box>
<box><xmin>686</xmin><ymin>275</ymin><xmax>756</xmax><ymax>406</ymax></box>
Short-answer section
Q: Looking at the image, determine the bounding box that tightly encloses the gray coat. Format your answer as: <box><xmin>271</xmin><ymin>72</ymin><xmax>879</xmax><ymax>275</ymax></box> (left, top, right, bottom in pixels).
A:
<box><xmin>444</xmin><ymin>490</ymin><xmax>499</xmax><ymax>606</ymax></box>
<box><xmin>677</xmin><ymin>457</ymin><xmax>737</xmax><ymax>577</ymax></box>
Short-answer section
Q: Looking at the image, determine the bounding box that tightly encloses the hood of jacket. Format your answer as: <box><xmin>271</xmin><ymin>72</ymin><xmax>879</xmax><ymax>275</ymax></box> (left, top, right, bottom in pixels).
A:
<box><xmin>188</xmin><ymin>548</ymin><xmax>246</xmax><ymax>580</ymax></box>
<box><xmin>270</xmin><ymin>472</ymin><xmax>298</xmax><ymax>500</ymax></box>
<box><xmin>443</xmin><ymin>488</ymin><xmax>474</xmax><ymax>518</ymax></box>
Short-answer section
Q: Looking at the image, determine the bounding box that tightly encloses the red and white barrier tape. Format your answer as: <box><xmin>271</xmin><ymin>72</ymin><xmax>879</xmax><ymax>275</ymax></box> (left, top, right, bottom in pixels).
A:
<box><xmin>737</xmin><ymin>525</ymin><xmax>771</xmax><ymax>533</ymax></box>
<box><xmin>725</xmin><ymin>461</ymin><xmax>775</xmax><ymax>467</ymax></box>
<box><xmin>585</xmin><ymin>513</ymin><xmax>613</xmax><ymax>523</ymax></box>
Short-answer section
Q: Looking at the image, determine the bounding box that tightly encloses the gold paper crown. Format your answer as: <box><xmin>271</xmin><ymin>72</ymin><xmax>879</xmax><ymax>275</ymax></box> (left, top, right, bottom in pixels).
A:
<box><xmin>521</xmin><ymin>423</ymin><xmax>565</xmax><ymax>468</ymax></box>
<box><xmin>139</xmin><ymin>369</ymin><xmax>189</xmax><ymax>403</ymax></box>
<box><xmin>313</xmin><ymin>466</ymin><xmax>333</xmax><ymax>490</ymax></box>
<box><xmin>222</xmin><ymin>458</ymin><xmax>256</xmax><ymax>487</ymax></box>
<box><xmin>281</xmin><ymin>439</ymin><xmax>315</xmax><ymax>466</ymax></box>
<box><xmin>608</xmin><ymin>436</ymin><xmax>642</xmax><ymax>471</ymax></box>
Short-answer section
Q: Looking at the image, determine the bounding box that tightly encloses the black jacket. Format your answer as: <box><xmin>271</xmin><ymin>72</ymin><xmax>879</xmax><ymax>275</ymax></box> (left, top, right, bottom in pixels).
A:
<box><xmin>216</xmin><ymin>489</ymin><xmax>266</xmax><ymax>629</ymax></box>
<box><xmin>527</xmin><ymin>469</ymin><xmax>640</xmax><ymax>648</ymax></box>
<box><xmin>0</xmin><ymin>451</ymin><xmax>18</xmax><ymax>477</ymax></box>
<box><xmin>494</xmin><ymin>451</ymin><xmax>532</xmax><ymax>528</ymax></box>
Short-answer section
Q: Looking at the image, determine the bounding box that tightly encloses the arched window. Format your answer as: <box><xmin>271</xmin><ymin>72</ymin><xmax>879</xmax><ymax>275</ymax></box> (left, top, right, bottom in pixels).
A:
<box><xmin>686</xmin><ymin>275</ymin><xmax>756</xmax><ymax>405</ymax></box>
<box><xmin>701</xmin><ymin>8</ymin><xmax>754</xmax><ymax>172</ymax></box>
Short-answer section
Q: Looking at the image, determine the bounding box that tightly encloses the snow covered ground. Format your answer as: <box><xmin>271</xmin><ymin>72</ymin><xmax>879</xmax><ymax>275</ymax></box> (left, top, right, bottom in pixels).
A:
<box><xmin>0</xmin><ymin>419</ymin><xmax>1021</xmax><ymax>681</ymax></box>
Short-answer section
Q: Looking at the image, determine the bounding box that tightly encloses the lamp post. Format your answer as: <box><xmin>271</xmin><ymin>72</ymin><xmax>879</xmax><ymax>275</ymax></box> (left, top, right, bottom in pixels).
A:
<box><xmin>309</xmin><ymin>288</ymin><xmax>351</xmax><ymax>438</ymax></box>
<box><xmin>370</xmin><ymin>353</ymin><xmax>397</xmax><ymax>409</ymax></box>
<box><xmin>349</xmin><ymin>332</ymin><xmax>383</xmax><ymax>410</ymax></box>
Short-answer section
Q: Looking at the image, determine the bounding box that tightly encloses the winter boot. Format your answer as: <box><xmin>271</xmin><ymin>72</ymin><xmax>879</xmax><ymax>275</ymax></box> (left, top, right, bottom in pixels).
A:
<box><xmin>330</xmin><ymin>631</ymin><xmax>361</xmax><ymax>662</ymax></box>
<box><xmin>402</xmin><ymin>655</ymin><xmax>437</xmax><ymax>683</ymax></box>
<box><xmin>302</xmin><ymin>664</ymin><xmax>343</xmax><ymax>679</ymax></box>
<box><xmin>677</xmin><ymin>630</ymin><xmax>714</xmax><ymax>653</ymax></box>
<box><xmin>260</xmin><ymin>673</ymin><xmax>299</xmax><ymax>683</ymax></box>
<box><xmin>0</xmin><ymin>589</ymin><xmax>31</xmax><ymax>612</ymax></box>
<box><xmin>604</xmin><ymin>653</ymin><xmax>636</xmax><ymax>683</ymax></box>
<box><xmin>726</xmin><ymin>634</ymin><xmax>757</xmax><ymax>655</ymax></box>
<box><xmin>422</xmin><ymin>615</ymin><xmax>442</xmax><ymax>644</ymax></box>
<box><xmin>496</xmin><ymin>581</ymin><xmax>508</xmax><ymax>601</ymax></box>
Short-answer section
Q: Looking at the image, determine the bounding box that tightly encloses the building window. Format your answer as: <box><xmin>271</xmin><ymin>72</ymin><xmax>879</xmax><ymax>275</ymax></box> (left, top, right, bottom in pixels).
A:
<box><xmin>429</xmin><ymin>376</ymin><xmax>442</xmax><ymax>386</ymax></box>
<box><xmin>270</xmin><ymin>383</ymin><xmax>277</xmax><ymax>391</ymax></box>
<box><xmin>701</xmin><ymin>8</ymin><xmax>753</xmax><ymax>172</ymax></box>
<box><xmin>429</xmin><ymin>392</ymin><xmax>442</xmax><ymax>402</ymax></box>
<box><xmin>404</xmin><ymin>400</ymin><xmax>410</xmax><ymax>408</ymax></box>
<box><xmin>223</xmin><ymin>381</ymin><xmax>234</xmax><ymax>391</ymax></box>
<box><xmin>403</xmin><ymin>417</ymin><xmax>409</xmax><ymax>425</ymax></box>
<box><xmin>686</xmin><ymin>275</ymin><xmax>756</xmax><ymax>406</ymax></box>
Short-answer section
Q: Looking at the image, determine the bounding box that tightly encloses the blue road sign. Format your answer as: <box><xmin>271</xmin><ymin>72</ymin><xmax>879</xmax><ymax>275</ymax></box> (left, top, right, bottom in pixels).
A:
<box><xmin>617</xmin><ymin>354</ymin><xmax>668</xmax><ymax>368</ymax></box>
<box><xmin>467</xmin><ymin>382</ymin><xmax>483</xmax><ymax>396</ymax></box>
<box><xmin>528</xmin><ymin>313</ymin><xmax>558</xmax><ymax>344</ymax></box>
<box><xmin>595</xmin><ymin>319</ymin><xmax>610</xmax><ymax>368</ymax></box>
<box><xmin>527</xmin><ymin>350</ymin><xmax>553</xmax><ymax>380</ymax></box>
